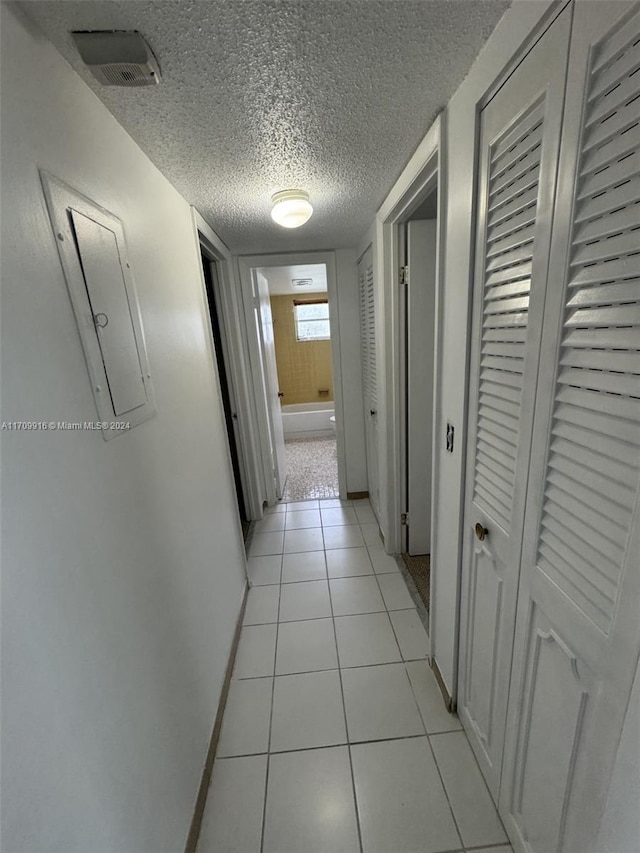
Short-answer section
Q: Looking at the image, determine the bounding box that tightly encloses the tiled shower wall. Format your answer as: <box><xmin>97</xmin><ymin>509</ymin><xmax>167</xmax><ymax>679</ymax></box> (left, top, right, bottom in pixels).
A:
<box><xmin>271</xmin><ymin>294</ymin><xmax>334</xmax><ymax>405</ymax></box>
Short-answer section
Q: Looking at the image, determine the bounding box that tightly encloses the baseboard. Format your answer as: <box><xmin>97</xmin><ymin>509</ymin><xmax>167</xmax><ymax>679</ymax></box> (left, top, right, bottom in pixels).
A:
<box><xmin>430</xmin><ymin>657</ymin><xmax>454</xmax><ymax>714</ymax></box>
<box><xmin>184</xmin><ymin>581</ymin><xmax>249</xmax><ymax>853</ymax></box>
<box><xmin>347</xmin><ymin>490</ymin><xmax>369</xmax><ymax>500</ymax></box>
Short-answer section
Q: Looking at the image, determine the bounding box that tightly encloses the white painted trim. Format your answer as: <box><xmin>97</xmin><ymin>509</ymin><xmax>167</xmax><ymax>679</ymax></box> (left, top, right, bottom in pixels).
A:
<box><xmin>376</xmin><ymin>115</ymin><xmax>442</xmax><ymax>564</ymax></box>
<box><xmin>238</xmin><ymin>263</ymin><xmax>278</xmax><ymax>506</ymax></box>
<box><xmin>378</xmin><ymin>115</ymin><xmax>443</xmax><ymax>223</ymax></box>
<box><xmin>237</xmin><ymin>251</ymin><xmax>348</xmax><ymax>502</ymax></box>
<box><xmin>429</xmin><ymin>143</ymin><xmax>447</xmax><ymax>671</ymax></box>
<box><xmin>192</xmin><ymin>209</ymin><xmax>265</xmax><ymax>520</ymax></box>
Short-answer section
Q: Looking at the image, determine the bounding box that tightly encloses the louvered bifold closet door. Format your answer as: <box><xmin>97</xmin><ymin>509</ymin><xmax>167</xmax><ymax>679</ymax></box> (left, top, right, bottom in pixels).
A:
<box><xmin>500</xmin><ymin>4</ymin><xmax>640</xmax><ymax>852</ymax></box>
<box><xmin>358</xmin><ymin>247</ymin><xmax>380</xmax><ymax>516</ymax></box>
<box><xmin>457</xmin><ymin>6</ymin><xmax>572</xmax><ymax>798</ymax></box>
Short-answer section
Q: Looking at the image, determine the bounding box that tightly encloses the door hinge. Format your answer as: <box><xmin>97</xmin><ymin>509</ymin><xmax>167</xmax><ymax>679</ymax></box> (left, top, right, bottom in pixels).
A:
<box><xmin>401</xmin><ymin>512</ymin><xmax>409</xmax><ymax>526</ymax></box>
<box><xmin>399</xmin><ymin>266</ymin><xmax>409</xmax><ymax>286</ymax></box>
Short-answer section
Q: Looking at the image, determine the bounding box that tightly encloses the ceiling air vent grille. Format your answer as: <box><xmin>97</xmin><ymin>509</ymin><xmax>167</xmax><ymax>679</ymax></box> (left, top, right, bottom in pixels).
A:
<box><xmin>71</xmin><ymin>31</ymin><xmax>161</xmax><ymax>87</ymax></box>
<box><xmin>100</xmin><ymin>63</ymin><xmax>152</xmax><ymax>87</ymax></box>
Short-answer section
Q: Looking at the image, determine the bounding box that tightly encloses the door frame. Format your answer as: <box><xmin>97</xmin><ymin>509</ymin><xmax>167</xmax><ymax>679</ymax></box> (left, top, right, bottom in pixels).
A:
<box><xmin>252</xmin><ymin>268</ymin><xmax>288</xmax><ymax>501</ymax></box>
<box><xmin>199</xmin><ymin>246</ymin><xmax>249</xmax><ymax>523</ymax></box>
<box><xmin>400</xmin><ymin>219</ymin><xmax>438</xmax><ymax>558</ymax></box>
<box><xmin>376</xmin><ymin>114</ymin><xmax>445</xmax><ymax>626</ymax></box>
<box><xmin>237</xmin><ymin>251</ymin><xmax>347</xmax><ymax>502</ymax></box>
<box><xmin>192</xmin><ymin>209</ymin><xmax>264</xmax><ymax>520</ymax></box>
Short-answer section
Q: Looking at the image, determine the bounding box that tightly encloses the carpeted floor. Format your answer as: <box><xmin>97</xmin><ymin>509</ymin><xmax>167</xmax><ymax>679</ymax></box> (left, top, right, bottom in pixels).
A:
<box><xmin>282</xmin><ymin>437</ymin><xmax>339</xmax><ymax>501</ymax></box>
<box><xmin>401</xmin><ymin>553</ymin><xmax>430</xmax><ymax>611</ymax></box>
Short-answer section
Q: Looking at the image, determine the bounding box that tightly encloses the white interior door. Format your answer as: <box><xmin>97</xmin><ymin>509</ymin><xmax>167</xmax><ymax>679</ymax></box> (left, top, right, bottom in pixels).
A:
<box><xmin>500</xmin><ymin>4</ymin><xmax>640</xmax><ymax>851</ymax></box>
<box><xmin>457</xmin><ymin>6</ymin><xmax>572</xmax><ymax>797</ymax></box>
<box><xmin>254</xmin><ymin>270</ymin><xmax>287</xmax><ymax>499</ymax></box>
<box><xmin>405</xmin><ymin>220</ymin><xmax>436</xmax><ymax>555</ymax></box>
<box><xmin>358</xmin><ymin>247</ymin><xmax>380</xmax><ymax>517</ymax></box>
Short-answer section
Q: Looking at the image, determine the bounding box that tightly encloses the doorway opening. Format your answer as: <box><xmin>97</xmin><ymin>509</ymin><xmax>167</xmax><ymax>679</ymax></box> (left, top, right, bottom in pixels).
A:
<box><xmin>199</xmin><ymin>247</ymin><xmax>250</xmax><ymax>537</ymax></box>
<box><xmin>256</xmin><ymin>263</ymin><xmax>339</xmax><ymax>502</ymax></box>
<box><xmin>237</xmin><ymin>251</ymin><xmax>347</xmax><ymax>509</ymax></box>
<box><xmin>398</xmin><ymin>189</ymin><xmax>438</xmax><ymax>611</ymax></box>
<box><xmin>376</xmin><ymin>117</ymin><xmax>443</xmax><ymax>642</ymax></box>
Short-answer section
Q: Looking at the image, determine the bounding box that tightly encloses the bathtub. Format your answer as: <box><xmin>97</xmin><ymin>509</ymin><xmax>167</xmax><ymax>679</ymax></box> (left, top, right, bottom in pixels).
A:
<box><xmin>281</xmin><ymin>401</ymin><xmax>335</xmax><ymax>439</ymax></box>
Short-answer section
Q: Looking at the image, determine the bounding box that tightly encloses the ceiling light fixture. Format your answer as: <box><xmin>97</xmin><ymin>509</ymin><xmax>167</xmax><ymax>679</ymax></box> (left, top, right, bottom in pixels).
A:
<box><xmin>271</xmin><ymin>189</ymin><xmax>313</xmax><ymax>229</ymax></box>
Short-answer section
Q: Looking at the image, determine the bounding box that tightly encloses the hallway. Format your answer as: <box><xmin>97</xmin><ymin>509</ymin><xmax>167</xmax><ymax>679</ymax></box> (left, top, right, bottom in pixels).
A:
<box><xmin>4</xmin><ymin>1</ymin><xmax>640</xmax><ymax>850</ymax></box>
<box><xmin>197</xmin><ymin>499</ymin><xmax>511</xmax><ymax>853</ymax></box>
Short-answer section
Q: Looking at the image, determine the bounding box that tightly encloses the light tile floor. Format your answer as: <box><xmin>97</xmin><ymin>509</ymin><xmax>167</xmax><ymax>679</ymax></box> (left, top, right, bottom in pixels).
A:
<box><xmin>198</xmin><ymin>499</ymin><xmax>512</xmax><ymax>853</ymax></box>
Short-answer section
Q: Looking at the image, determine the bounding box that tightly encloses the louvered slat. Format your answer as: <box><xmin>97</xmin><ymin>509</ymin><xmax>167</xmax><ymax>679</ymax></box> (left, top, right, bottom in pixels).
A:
<box><xmin>577</xmin><ymin>166</ymin><xmax>640</xmax><ymax>213</ymax></box>
<box><xmin>590</xmin><ymin>10</ymin><xmax>640</xmax><ymax>83</ymax></box>
<box><xmin>546</xmin><ymin>467</ymin><xmax>630</xmax><ymax>527</ymax></box>
<box><xmin>487</xmin><ymin>184</ymin><xmax>539</xmax><ymax>231</ymax></box>
<box><xmin>479</xmin><ymin>378</ymin><xmax>522</xmax><ymax>406</ymax></box>
<box><xmin>478</xmin><ymin>416</ymin><xmax>518</xmax><ymax>447</ymax></box>
<box><xmin>539</xmin><ymin>531</ymin><xmax>618</xmax><ymax>602</ymax></box>
<box><xmin>555</xmin><ymin>397</ymin><xmax>640</xmax><ymax>444</ymax></box>
<box><xmin>580</xmin><ymin>122</ymin><xmax>640</xmax><ymax>175</ymax></box>
<box><xmin>539</xmin><ymin>531</ymin><xmax>617</xmax><ymax>602</ymax></box>
<box><xmin>558</xmin><ymin>365</ymin><xmax>640</xmax><ymax>397</ymax></box>
<box><xmin>587</xmin><ymin>67</ymin><xmax>640</xmax><ymax>127</ymax></box>
<box><xmin>480</xmin><ymin>354</ymin><xmax>525</xmax><ymax>374</ymax></box>
<box><xmin>486</xmin><ymin>204</ymin><xmax>537</xmax><ymax>245</ymax></box>
<box><xmin>537</xmin><ymin>552</ymin><xmax>612</xmax><ymax>633</ymax></box>
<box><xmin>547</xmin><ymin>451</ymin><xmax>635</xmax><ymax>511</ymax></box>
<box><xmin>566</xmin><ymin>278</ymin><xmax>640</xmax><ymax>305</ymax></box>
<box><xmin>573</xmin><ymin>207</ymin><xmax>640</xmax><ymax>245</ymax></box>
<box><xmin>479</xmin><ymin>403</ymin><xmax>520</xmax><ymax>433</ymax></box>
<box><xmin>359</xmin><ymin>260</ymin><xmax>377</xmax><ymax>411</ymax></box>
<box><xmin>542</xmin><ymin>500</ymin><xmax>625</xmax><ymax>568</ymax></box>
<box><xmin>476</xmin><ymin>451</ymin><xmax>515</xmax><ymax>487</ymax></box>
<box><xmin>486</xmin><ymin>222</ymin><xmax>536</xmax><ymax>259</ymax></box>
<box><xmin>535</xmin><ymin>10</ymin><xmax>640</xmax><ymax>634</ymax></box>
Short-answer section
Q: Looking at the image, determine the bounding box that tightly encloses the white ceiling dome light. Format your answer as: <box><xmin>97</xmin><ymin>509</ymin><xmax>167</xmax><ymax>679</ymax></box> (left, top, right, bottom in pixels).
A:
<box><xmin>271</xmin><ymin>189</ymin><xmax>313</xmax><ymax>229</ymax></box>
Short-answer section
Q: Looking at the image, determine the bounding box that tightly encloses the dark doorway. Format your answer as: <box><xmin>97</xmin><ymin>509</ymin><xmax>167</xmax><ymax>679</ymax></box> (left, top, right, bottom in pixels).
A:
<box><xmin>200</xmin><ymin>249</ymin><xmax>249</xmax><ymax>536</ymax></box>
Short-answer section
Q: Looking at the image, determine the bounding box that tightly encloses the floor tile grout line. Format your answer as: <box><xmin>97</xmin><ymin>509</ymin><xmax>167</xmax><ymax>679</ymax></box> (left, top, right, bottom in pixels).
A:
<box><xmin>424</xmin><ymin>724</ymin><xmax>466</xmax><ymax>852</ymax></box>
<box><xmin>218</xmin><ymin>730</ymin><xmax>452</xmax><ymax>760</ymax></box>
<box><xmin>246</xmin><ymin>562</ymin><xmax>400</xmax><ymax>587</ymax></box>
<box><xmin>258</xmin><ymin>574</ymin><xmax>283</xmax><ymax>853</ymax></box>
<box><xmin>432</xmin><ymin>723</ymin><xmax>511</xmax><ymax>840</ymax></box>
<box><xmin>327</xmin><ymin>557</ymin><xmax>365</xmax><ymax>853</ymax></box>
<box><xmin>236</xmin><ymin>655</ymin><xmax>442</xmax><ymax>680</ymax></box>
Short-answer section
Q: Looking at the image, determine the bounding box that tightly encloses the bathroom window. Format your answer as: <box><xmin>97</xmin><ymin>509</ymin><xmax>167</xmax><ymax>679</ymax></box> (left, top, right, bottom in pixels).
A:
<box><xmin>294</xmin><ymin>299</ymin><xmax>330</xmax><ymax>341</ymax></box>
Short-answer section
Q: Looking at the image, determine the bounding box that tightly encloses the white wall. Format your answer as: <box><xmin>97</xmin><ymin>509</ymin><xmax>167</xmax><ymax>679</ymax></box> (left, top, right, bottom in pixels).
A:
<box><xmin>0</xmin><ymin>7</ymin><xmax>247</xmax><ymax>852</ymax></box>
<box><xmin>335</xmin><ymin>249</ymin><xmax>367</xmax><ymax>494</ymax></box>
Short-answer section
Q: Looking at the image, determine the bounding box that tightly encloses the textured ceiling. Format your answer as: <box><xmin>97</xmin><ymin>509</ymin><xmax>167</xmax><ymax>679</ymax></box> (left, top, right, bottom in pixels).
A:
<box><xmin>22</xmin><ymin>0</ymin><xmax>509</xmax><ymax>253</ymax></box>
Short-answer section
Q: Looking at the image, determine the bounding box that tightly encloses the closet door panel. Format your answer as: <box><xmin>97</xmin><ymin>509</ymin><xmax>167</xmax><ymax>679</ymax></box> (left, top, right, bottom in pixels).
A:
<box><xmin>501</xmin><ymin>4</ymin><xmax>640</xmax><ymax>851</ymax></box>
<box><xmin>358</xmin><ymin>248</ymin><xmax>380</xmax><ymax>517</ymax></box>
<box><xmin>458</xmin><ymin>5</ymin><xmax>572</xmax><ymax>796</ymax></box>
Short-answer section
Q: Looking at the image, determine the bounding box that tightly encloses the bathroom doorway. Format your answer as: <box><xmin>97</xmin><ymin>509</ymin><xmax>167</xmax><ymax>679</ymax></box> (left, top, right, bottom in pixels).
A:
<box><xmin>258</xmin><ymin>263</ymin><xmax>339</xmax><ymax>501</ymax></box>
